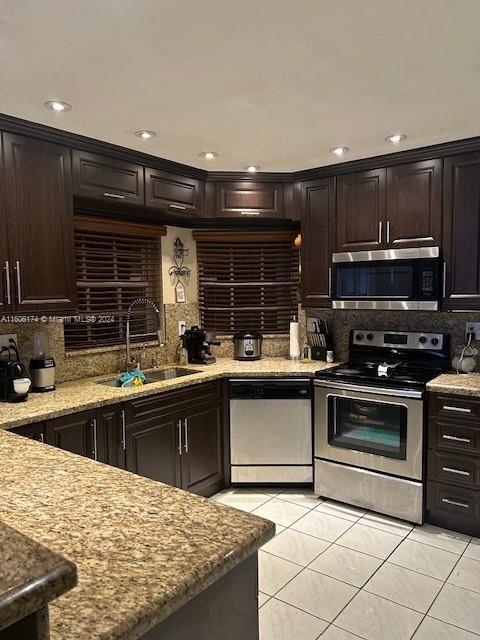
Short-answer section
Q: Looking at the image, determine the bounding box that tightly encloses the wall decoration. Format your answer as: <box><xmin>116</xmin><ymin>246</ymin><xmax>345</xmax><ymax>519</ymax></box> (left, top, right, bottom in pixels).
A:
<box><xmin>169</xmin><ymin>238</ymin><xmax>191</xmax><ymax>304</ymax></box>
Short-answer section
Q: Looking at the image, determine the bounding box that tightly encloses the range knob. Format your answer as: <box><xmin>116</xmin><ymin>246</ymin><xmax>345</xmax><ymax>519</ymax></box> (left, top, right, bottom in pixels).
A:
<box><xmin>366</xmin><ymin>333</ymin><xmax>374</xmax><ymax>341</ymax></box>
<box><xmin>356</xmin><ymin>333</ymin><xmax>364</xmax><ymax>341</ymax></box>
<box><xmin>419</xmin><ymin>336</ymin><xmax>427</xmax><ymax>344</ymax></box>
<box><xmin>431</xmin><ymin>337</ymin><xmax>439</xmax><ymax>346</ymax></box>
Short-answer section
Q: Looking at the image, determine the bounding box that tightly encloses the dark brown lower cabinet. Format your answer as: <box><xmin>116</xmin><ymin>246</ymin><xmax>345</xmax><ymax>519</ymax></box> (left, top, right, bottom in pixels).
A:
<box><xmin>125</xmin><ymin>382</ymin><xmax>226</xmax><ymax>496</ymax></box>
<box><xmin>12</xmin><ymin>382</ymin><xmax>226</xmax><ymax>497</ymax></box>
<box><xmin>427</xmin><ymin>393</ymin><xmax>480</xmax><ymax>536</ymax></box>
<box><xmin>45</xmin><ymin>410</ymin><xmax>96</xmax><ymax>458</ymax></box>
<box><xmin>180</xmin><ymin>401</ymin><xmax>224</xmax><ymax>495</ymax></box>
<box><xmin>44</xmin><ymin>405</ymin><xmax>125</xmax><ymax>466</ymax></box>
<box><xmin>125</xmin><ymin>414</ymin><xmax>182</xmax><ymax>487</ymax></box>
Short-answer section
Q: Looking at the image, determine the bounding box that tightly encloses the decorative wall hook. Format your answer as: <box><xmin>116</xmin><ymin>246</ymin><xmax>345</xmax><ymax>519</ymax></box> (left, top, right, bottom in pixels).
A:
<box><xmin>169</xmin><ymin>238</ymin><xmax>191</xmax><ymax>303</ymax></box>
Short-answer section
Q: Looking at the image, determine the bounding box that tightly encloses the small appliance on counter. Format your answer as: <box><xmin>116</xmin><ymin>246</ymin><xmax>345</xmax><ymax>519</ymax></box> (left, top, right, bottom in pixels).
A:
<box><xmin>29</xmin><ymin>330</ymin><xmax>56</xmax><ymax>392</ymax></box>
<box><xmin>182</xmin><ymin>326</ymin><xmax>220</xmax><ymax>365</ymax></box>
<box><xmin>233</xmin><ymin>331</ymin><xmax>262</xmax><ymax>361</ymax></box>
<box><xmin>0</xmin><ymin>339</ymin><xmax>31</xmax><ymax>403</ymax></box>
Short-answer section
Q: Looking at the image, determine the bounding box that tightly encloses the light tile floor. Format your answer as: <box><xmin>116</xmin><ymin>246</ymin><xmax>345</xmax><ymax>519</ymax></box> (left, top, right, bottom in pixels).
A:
<box><xmin>211</xmin><ymin>486</ymin><xmax>480</xmax><ymax>640</ymax></box>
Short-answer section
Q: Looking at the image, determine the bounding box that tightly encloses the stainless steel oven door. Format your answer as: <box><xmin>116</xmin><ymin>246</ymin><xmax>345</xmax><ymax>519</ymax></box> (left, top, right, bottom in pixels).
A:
<box><xmin>314</xmin><ymin>381</ymin><xmax>424</xmax><ymax>480</ymax></box>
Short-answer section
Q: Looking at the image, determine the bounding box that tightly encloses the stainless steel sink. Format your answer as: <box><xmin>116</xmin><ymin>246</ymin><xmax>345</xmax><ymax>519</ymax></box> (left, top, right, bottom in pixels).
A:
<box><xmin>98</xmin><ymin>368</ymin><xmax>201</xmax><ymax>388</ymax></box>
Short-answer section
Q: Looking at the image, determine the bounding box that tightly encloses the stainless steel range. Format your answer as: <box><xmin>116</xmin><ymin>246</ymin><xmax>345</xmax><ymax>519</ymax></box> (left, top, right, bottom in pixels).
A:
<box><xmin>314</xmin><ymin>330</ymin><xmax>450</xmax><ymax>523</ymax></box>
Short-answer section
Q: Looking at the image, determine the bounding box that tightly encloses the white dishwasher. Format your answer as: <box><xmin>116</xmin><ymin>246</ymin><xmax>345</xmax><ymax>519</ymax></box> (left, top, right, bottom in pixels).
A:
<box><xmin>229</xmin><ymin>378</ymin><xmax>312</xmax><ymax>484</ymax></box>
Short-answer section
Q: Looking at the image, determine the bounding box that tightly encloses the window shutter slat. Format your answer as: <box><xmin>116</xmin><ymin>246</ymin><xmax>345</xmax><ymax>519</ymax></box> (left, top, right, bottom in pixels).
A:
<box><xmin>197</xmin><ymin>233</ymin><xmax>299</xmax><ymax>334</ymax></box>
<box><xmin>65</xmin><ymin>225</ymin><xmax>161</xmax><ymax>350</ymax></box>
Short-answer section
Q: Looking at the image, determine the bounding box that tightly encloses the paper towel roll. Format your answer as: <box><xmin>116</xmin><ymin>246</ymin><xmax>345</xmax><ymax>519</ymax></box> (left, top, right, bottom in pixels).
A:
<box><xmin>289</xmin><ymin>321</ymin><xmax>300</xmax><ymax>359</ymax></box>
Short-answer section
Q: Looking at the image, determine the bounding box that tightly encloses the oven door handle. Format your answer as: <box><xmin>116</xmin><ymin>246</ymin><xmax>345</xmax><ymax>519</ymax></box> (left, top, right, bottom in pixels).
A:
<box><xmin>313</xmin><ymin>379</ymin><xmax>423</xmax><ymax>399</ymax></box>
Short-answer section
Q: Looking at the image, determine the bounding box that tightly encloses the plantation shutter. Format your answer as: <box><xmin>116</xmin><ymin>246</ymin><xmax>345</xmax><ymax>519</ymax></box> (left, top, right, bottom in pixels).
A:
<box><xmin>65</xmin><ymin>217</ymin><xmax>165</xmax><ymax>350</ymax></box>
<box><xmin>194</xmin><ymin>230</ymin><xmax>299</xmax><ymax>334</ymax></box>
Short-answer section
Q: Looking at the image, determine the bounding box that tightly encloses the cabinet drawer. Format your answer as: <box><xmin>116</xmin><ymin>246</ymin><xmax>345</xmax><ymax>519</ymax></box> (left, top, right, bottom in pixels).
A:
<box><xmin>429</xmin><ymin>393</ymin><xmax>480</xmax><ymax>422</ymax></box>
<box><xmin>145</xmin><ymin>168</ymin><xmax>201</xmax><ymax>214</ymax></box>
<box><xmin>427</xmin><ymin>480</ymin><xmax>479</xmax><ymax>516</ymax></box>
<box><xmin>427</xmin><ymin>449</ymin><xmax>480</xmax><ymax>489</ymax></box>
<box><xmin>428</xmin><ymin>417</ymin><xmax>480</xmax><ymax>455</ymax></box>
<box><xmin>126</xmin><ymin>382</ymin><xmax>221</xmax><ymax>425</ymax></box>
<box><xmin>72</xmin><ymin>150</ymin><xmax>144</xmax><ymax>205</ymax></box>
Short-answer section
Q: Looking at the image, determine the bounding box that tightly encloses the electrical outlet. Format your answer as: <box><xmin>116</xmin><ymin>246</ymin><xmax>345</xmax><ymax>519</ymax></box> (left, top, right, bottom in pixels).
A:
<box><xmin>0</xmin><ymin>333</ymin><xmax>19</xmax><ymax>357</ymax></box>
<box><xmin>465</xmin><ymin>322</ymin><xmax>480</xmax><ymax>340</ymax></box>
<box><xmin>178</xmin><ymin>321</ymin><xmax>186</xmax><ymax>337</ymax></box>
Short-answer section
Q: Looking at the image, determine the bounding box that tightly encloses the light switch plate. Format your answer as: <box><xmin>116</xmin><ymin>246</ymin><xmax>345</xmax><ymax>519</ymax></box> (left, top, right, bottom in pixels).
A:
<box><xmin>465</xmin><ymin>322</ymin><xmax>480</xmax><ymax>340</ymax></box>
<box><xmin>0</xmin><ymin>333</ymin><xmax>19</xmax><ymax>357</ymax></box>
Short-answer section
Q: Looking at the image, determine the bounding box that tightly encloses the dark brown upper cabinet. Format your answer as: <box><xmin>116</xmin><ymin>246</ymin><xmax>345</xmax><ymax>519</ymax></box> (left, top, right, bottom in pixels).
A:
<box><xmin>386</xmin><ymin>159</ymin><xmax>442</xmax><ymax>248</ymax></box>
<box><xmin>72</xmin><ymin>150</ymin><xmax>144</xmax><ymax>205</ymax></box>
<box><xmin>145</xmin><ymin>167</ymin><xmax>201</xmax><ymax>216</ymax></box>
<box><xmin>210</xmin><ymin>181</ymin><xmax>285</xmax><ymax>218</ymax></box>
<box><xmin>300</xmin><ymin>177</ymin><xmax>335</xmax><ymax>307</ymax></box>
<box><xmin>2</xmin><ymin>133</ymin><xmax>77</xmax><ymax>313</ymax></box>
<box><xmin>443</xmin><ymin>153</ymin><xmax>480</xmax><ymax>310</ymax></box>
<box><xmin>335</xmin><ymin>168</ymin><xmax>386</xmax><ymax>252</ymax></box>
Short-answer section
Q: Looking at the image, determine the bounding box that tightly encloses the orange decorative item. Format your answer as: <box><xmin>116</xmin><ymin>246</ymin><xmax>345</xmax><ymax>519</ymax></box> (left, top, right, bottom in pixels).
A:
<box><xmin>294</xmin><ymin>233</ymin><xmax>302</xmax><ymax>248</ymax></box>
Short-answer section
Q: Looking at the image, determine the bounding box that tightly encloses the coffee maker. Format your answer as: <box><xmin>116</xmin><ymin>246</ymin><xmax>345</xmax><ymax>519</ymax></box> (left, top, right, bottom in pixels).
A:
<box><xmin>0</xmin><ymin>340</ymin><xmax>31</xmax><ymax>403</ymax></box>
<box><xmin>182</xmin><ymin>326</ymin><xmax>220</xmax><ymax>365</ymax></box>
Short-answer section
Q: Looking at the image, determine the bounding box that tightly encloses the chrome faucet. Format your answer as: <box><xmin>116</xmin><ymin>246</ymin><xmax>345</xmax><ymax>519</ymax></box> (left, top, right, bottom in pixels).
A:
<box><xmin>125</xmin><ymin>297</ymin><xmax>164</xmax><ymax>371</ymax></box>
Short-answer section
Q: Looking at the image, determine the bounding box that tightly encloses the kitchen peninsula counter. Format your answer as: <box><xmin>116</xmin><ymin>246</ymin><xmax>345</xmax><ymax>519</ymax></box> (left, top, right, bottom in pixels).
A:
<box><xmin>0</xmin><ymin>429</ymin><xmax>274</xmax><ymax>640</ymax></box>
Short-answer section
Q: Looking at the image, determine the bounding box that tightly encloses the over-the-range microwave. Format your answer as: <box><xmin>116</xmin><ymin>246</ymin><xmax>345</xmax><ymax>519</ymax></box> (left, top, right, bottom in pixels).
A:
<box><xmin>331</xmin><ymin>247</ymin><xmax>442</xmax><ymax>310</ymax></box>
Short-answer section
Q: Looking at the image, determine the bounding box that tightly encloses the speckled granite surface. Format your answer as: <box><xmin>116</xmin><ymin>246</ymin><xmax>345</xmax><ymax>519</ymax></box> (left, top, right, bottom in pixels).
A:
<box><xmin>0</xmin><ymin>430</ymin><xmax>274</xmax><ymax>640</ymax></box>
<box><xmin>0</xmin><ymin>358</ymin><xmax>337</xmax><ymax>430</ymax></box>
<box><xmin>427</xmin><ymin>372</ymin><xmax>480</xmax><ymax>396</ymax></box>
<box><xmin>0</xmin><ymin>521</ymin><xmax>77</xmax><ymax>632</ymax></box>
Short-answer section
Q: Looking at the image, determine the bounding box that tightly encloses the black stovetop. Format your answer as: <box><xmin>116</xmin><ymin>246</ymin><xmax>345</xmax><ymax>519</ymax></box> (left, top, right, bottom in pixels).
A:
<box><xmin>315</xmin><ymin>362</ymin><xmax>442</xmax><ymax>391</ymax></box>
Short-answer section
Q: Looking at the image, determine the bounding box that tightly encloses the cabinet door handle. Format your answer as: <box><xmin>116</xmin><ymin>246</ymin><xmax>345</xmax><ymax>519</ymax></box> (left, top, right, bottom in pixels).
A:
<box><xmin>442</xmin><ymin>261</ymin><xmax>447</xmax><ymax>299</ymax></box>
<box><xmin>442</xmin><ymin>405</ymin><xmax>472</xmax><ymax>413</ymax></box>
<box><xmin>4</xmin><ymin>261</ymin><xmax>11</xmax><ymax>305</ymax></box>
<box><xmin>91</xmin><ymin>418</ymin><xmax>98</xmax><ymax>460</ymax></box>
<box><xmin>378</xmin><ymin>221</ymin><xmax>383</xmax><ymax>244</ymax></box>
<box><xmin>328</xmin><ymin>267</ymin><xmax>332</xmax><ymax>297</ymax></box>
<box><xmin>240</xmin><ymin>211</ymin><xmax>260</xmax><ymax>216</ymax></box>
<box><xmin>121</xmin><ymin>409</ymin><xmax>126</xmax><ymax>450</ymax></box>
<box><xmin>39</xmin><ymin>432</ymin><xmax>45</xmax><ymax>444</ymax></box>
<box><xmin>14</xmin><ymin>261</ymin><xmax>22</xmax><ymax>303</ymax></box>
<box><xmin>183</xmin><ymin>418</ymin><xmax>189</xmax><ymax>453</ymax></box>
<box><xmin>442</xmin><ymin>434</ymin><xmax>471</xmax><ymax>443</ymax></box>
<box><xmin>386</xmin><ymin>220</ymin><xmax>391</xmax><ymax>244</ymax></box>
<box><xmin>441</xmin><ymin>498</ymin><xmax>470</xmax><ymax>509</ymax></box>
<box><xmin>177</xmin><ymin>419</ymin><xmax>183</xmax><ymax>455</ymax></box>
<box><xmin>103</xmin><ymin>192</ymin><xmax>126</xmax><ymax>200</ymax></box>
<box><xmin>442</xmin><ymin>466</ymin><xmax>470</xmax><ymax>477</ymax></box>
<box><xmin>170</xmin><ymin>203</ymin><xmax>187</xmax><ymax>210</ymax></box>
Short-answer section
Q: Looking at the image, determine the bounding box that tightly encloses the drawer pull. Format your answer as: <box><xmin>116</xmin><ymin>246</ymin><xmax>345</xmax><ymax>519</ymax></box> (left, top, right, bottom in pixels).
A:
<box><xmin>442</xmin><ymin>405</ymin><xmax>472</xmax><ymax>413</ymax></box>
<box><xmin>442</xmin><ymin>466</ymin><xmax>471</xmax><ymax>477</ymax></box>
<box><xmin>441</xmin><ymin>498</ymin><xmax>470</xmax><ymax>509</ymax></box>
<box><xmin>170</xmin><ymin>203</ymin><xmax>187</xmax><ymax>210</ymax></box>
<box><xmin>103</xmin><ymin>192</ymin><xmax>126</xmax><ymax>199</ymax></box>
<box><xmin>442</xmin><ymin>434</ymin><xmax>471</xmax><ymax>443</ymax></box>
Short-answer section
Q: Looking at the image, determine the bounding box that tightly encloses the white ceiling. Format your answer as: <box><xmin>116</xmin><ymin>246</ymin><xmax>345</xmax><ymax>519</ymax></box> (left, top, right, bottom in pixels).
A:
<box><xmin>1</xmin><ymin>0</ymin><xmax>480</xmax><ymax>172</ymax></box>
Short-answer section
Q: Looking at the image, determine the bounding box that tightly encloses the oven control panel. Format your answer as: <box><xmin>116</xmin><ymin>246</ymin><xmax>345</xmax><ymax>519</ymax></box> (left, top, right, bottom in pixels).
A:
<box><xmin>352</xmin><ymin>330</ymin><xmax>445</xmax><ymax>350</ymax></box>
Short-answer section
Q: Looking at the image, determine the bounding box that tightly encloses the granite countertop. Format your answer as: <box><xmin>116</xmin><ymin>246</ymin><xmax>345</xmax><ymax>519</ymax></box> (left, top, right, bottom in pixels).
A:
<box><xmin>0</xmin><ymin>357</ymin><xmax>337</xmax><ymax>430</ymax></box>
<box><xmin>427</xmin><ymin>372</ymin><xmax>480</xmax><ymax>397</ymax></box>
<box><xmin>0</xmin><ymin>429</ymin><xmax>274</xmax><ymax>640</ymax></box>
<box><xmin>0</xmin><ymin>521</ymin><xmax>77</xmax><ymax>633</ymax></box>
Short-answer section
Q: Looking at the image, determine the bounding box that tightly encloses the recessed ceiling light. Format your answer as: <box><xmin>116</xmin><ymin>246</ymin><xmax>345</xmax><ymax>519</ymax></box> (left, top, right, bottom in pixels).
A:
<box><xmin>385</xmin><ymin>133</ymin><xmax>407</xmax><ymax>144</ymax></box>
<box><xmin>329</xmin><ymin>146</ymin><xmax>349</xmax><ymax>157</ymax></box>
<box><xmin>199</xmin><ymin>151</ymin><xmax>219</xmax><ymax>159</ymax></box>
<box><xmin>244</xmin><ymin>165</ymin><xmax>260</xmax><ymax>173</ymax></box>
<box><xmin>44</xmin><ymin>100</ymin><xmax>71</xmax><ymax>112</ymax></box>
<box><xmin>134</xmin><ymin>130</ymin><xmax>157</xmax><ymax>139</ymax></box>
